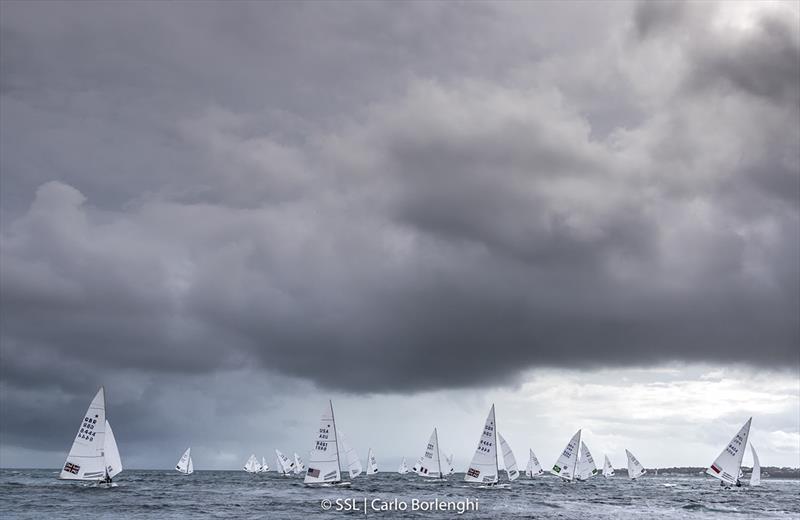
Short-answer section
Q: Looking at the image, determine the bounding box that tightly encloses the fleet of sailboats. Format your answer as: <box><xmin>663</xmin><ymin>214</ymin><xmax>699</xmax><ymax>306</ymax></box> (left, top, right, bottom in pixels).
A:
<box><xmin>57</xmin><ymin>391</ymin><xmax>772</xmax><ymax>490</ymax></box>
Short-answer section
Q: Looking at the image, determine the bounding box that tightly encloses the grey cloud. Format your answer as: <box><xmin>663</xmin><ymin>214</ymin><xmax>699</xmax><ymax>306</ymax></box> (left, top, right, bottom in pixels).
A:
<box><xmin>0</xmin><ymin>0</ymin><xmax>798</xmax><ymax>464</ymax></box>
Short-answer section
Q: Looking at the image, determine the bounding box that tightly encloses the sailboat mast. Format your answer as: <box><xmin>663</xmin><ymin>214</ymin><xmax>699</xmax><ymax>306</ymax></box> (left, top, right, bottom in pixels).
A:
<box><xmin>493</xmin><ymin>405</ymin><xmax>499</xmax><ymax>481</ymax></box>
<box><xmin>329</xmin><ymin>400</ymin><xmax>343</xmax><ymax>479</ymax></box>
<box><xmin>101</xmin><ymin>386</ymin><xmax>108</xmax><ymax>481</ymax></box>
<box><xmin>434</xmin><ymin>428</ymin><xmax>443</xmax><ymax>479</ymax></box>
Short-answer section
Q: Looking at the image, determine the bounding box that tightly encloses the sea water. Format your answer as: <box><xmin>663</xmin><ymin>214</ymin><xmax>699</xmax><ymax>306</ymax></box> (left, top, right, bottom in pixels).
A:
<box><xmin>1</xmin><ymin>469</ymin><xmax>798</xmax><ymax>519</ymax></box>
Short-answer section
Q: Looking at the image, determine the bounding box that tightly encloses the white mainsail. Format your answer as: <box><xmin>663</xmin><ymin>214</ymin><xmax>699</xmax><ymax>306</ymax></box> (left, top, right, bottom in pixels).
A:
<box><xmin>260</xmin><ymin>456</ymin><xmax>269</xmax><ymax>473</ymax></box>
<box><xmin>749</xmin><ymin>443</ymin><xmax>761</xmax><ymax>486</ymax></box>
<box><xmin>626</xmin><ymin>449</ymin><xmax>646</xmax><ymax>480</ymax></box>
<box><xmin>415</xmin><ymin>428</ymin><xmax>446</xmax><ymax>478</ymax></box>
<box><xmin>293</xmin><ymin>453</ymin><xmax>305</xmax><ymax>475</ymax></box>
<box><xmin>398</xmin><ymin>457</ymin><xmax>409</xmax><ymax>474</ymax></box>
<box><xmin>447</xmin><ymin>454</ymin><xmax>455</xmax><ymax>474</ymax></box>
<box><xmin>367</xmin><ymin>448</ymin><xmax>378</xmax><ymax>475</ymax></box>
<box><xmin>338</xmin><ymin>431</ymin><xmax>362</xmax><ymax>479</ymax></box>
<box><xmin>550</xmin><ymin>430</ymin><xmax>581</xmax><ymax>481</ymax></box>
<box><xmin>103</xmin><ymin>420</ymin><xmax>122</xmax><ymax>479</ymax></box>
<box><xmin>175</xmin><ymin>447</ymin><xmax>193</xmax><ymax>475</ymax></box>
<box><xmin>498</xmin><ymin>432</ymin><xmax>519</xmax><ymax>481</ymax></box>
<box><xmin>304</xmin><ymin>401</ymin><xmax>342</xmax><ymax>484</ymax></box>
<box><xmin>706</xmin><ymin>418</ymin><xmax>751</xmax><ymax>486</ymax></box>
<box><xmin>464</xmin><ymin>405</ymin><xmax>499</xmax><ymax>484</ymax></box>
<box><xmin>602</xmin><ymin>455</ymin><xmax>614</xmax><ymax>478</ymax></box>
<box><xmin>275</xmin><ymin>449</ymin><xmax>295</xmax><ymax>475</ymax></box>
<box><xmin>525</xmin><ymin>449</ymin><xmax>544</xmax><ymax>477</ymax></box>
<box><xmin>60</xmin><ymin>387</ymin><xmax>108</xmax><ymax>481</ymax></box>
<box><xmin>243</xmin><ymin>454</ymin><xmax>260</xmax><ymax>473</ymax></box>
<box><xmin>576</xmin><ymin>442</ymin><xmax>597</xmax><ymax>481</ymax></box>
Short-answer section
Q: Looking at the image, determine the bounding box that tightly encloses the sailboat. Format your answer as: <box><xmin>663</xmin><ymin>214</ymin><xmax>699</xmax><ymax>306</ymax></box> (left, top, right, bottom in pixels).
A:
<box><xmin>275</xmin><ymin>449</ymin><xmax>295</xmax><ymax>476</ymax></box>
<box><xmin>602</xmin><ymin>455</ymin><xmax>614</xmax><ymax>478</ymax></box>
<box><xmin>260</xmin><ymin>456</ymin><xmax>270</xmax><ymax>473</ymax></box>
<box><xmin>414</xmin><ymin>428</ymin><xmax>447</xmax><ymax>479</ymax></box>
<box><xmin>525</xmin><ymin>449</ymin><xmax>544</xmax><ymax>477</ymax></box>
<box><xmin>497</xmin><ymin>432</ymin><xmax>520</xmax><ymax>481</ymax></box>
<box><xmin>59</xmin><ymin>387</ymin><xmax>122</xmax><ymax>486</ymax></box>
<box><xmin>175</xmin><ymin>447</ymin><xmax>194</xmax><ymax>475</ymax></box>
<box><xmin>365</xmin><ymin>448</ymin><xmax>378</xmax><ymax>475</ymax></box>
<box><xmin>446</xmin><ymin>454</ymin><xmax>455</xmax><ymax>475</ymax></box>
<box><xmin>293</xmin><ymin>453</ymin><xmax>306</xmax><ymax>475</ymax></box>
<box><xmin>749</xmin><ymin>443</ymin><xmax>761</xmax><ymax>486</ymax></box>
<box><xmin>550</xmin><ymin>430</ymin><xmax>581</xmax><ymax>482</ymax></box>
<box><xmin>576</xmin><ymin>442</ymin><xmax>598</xmax><ymax>481</ymax></box>
<box><xmin>398</xmin><ymin>457</ymin><xmax>409</xmax><ymax>474</ymax></box>
<box><xmin>626</xmin><ymin>449</ymin><xmax>646</xmax><ymax>480</ymax></box>
<box><xmin>304</xmin><ymin>401</ymin><xmax>360</xmax><ymax>485</ymax></box>
<box><xmin>243</xmin><ymin>454</ymin><xmax>261</xmax><ymax>473</ymax></box>
<box><xmin>464</xmin><ymin>405</ymin><xmax>516</xmax><ymax>486</ymax></box>
<box><xmin>706</xmin><ymin>417</ymin><xmax>752</xmax><ymax>487</ymax></box>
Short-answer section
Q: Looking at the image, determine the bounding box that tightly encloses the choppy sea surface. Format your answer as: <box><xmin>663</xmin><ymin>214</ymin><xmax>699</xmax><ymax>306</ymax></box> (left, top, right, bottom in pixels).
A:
<box><xmin>1</xmin><ymin>470</ymin><xmax>798</xmax><ymax>519</ymax></box>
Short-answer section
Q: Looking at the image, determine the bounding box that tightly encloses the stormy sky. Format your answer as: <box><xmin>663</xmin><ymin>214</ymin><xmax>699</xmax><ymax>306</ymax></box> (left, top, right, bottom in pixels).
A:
<box><xmin>1</xmin><ymin>1</ymin><xmax>798</xmax><ymax>471</ymax></box>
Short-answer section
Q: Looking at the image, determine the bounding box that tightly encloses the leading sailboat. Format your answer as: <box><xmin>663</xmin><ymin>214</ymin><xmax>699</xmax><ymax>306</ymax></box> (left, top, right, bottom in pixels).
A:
<box><xmin>304</xmin><ymin>400</ymin><xmax>360</xmax><ymax>485</ymax></box>
<box><xmin>464</xmin><ymin>405</ymin><xmax>517</xmax><ymax>486</ymax></box>
<box><xmin>175</xmin><ymin>447</ymin><xmax>194</xmax><ymax>475</ymax></box>
<box><xmin>706</xmin><ymin>417</ymin><xmax>751</xmax><ymax>487</ymax></box>
<box><xmin>59</xmin><ymin>387</ymin><xmax>122</xmax><ymax>486</ymax></box>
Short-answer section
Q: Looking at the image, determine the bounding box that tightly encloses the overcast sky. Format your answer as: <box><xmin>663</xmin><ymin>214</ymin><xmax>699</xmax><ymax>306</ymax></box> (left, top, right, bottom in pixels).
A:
<box><xmin>1</xmin><ymin>1</ymin><xmax>798</xmax><ymax>471</ymax></box>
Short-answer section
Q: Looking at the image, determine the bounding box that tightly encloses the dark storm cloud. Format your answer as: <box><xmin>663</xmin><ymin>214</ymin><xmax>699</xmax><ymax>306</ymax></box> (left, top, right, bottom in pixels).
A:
<box><xmin>1</xmin><ymin>0</ymin><xmax>798</xmax><ymax>411</ymax></box>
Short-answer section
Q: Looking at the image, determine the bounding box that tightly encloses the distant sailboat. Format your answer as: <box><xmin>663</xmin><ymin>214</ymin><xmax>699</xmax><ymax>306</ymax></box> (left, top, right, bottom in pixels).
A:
<box><xmin>415</xmin><ymin>428</ymin><xmax>447</xmax><ymax>479</ymax></box>
<box><xmin>446</xmin><ymin>454</ymin><xmax>455</xmax><ymax>475</ymax></box>
<box><xmin>465</xmin><ymin>404</ymin><xmax>514</xmax><ymax>486</ymax></box>
<box><xmin>59</xmin><ymin>387</ymin><xmax>122</xmax><ymax>486</ymax></box>
<box><xmin>602</xmin><ymin>455</ymin><xmax>614</xmax><ymax>478</ymax></box>
<box><xmin>626</xmin><ymin>449</ymin><xmax>646</xmax><ymax>480</ymax></box>
<box><xmin>243</xmin><ymin>454</ymin><xmax>261</xmax><ymax>474</ymax></box>
<box><xmin>398</xmin><ymin>457</ymin><xmax>409</xmax><ymax>475</ymax></box>
<box><xmin>749</xmin><ymin>443</ymin><xmax>761</xmax><ymax>486</ymax></box>
<box><xmin>275</xmin><ymin>449</ymin><xmax>295</xmax><ymax>476</ymax></box>
<box><xmin>706</xmin><ymin>417</ymin><xmax>752</xmax><ymax>487</ymax></box>
<box><xmin>551</xmin><ymin>430</ymin><xmax>581</xmax><ymax>482</ymax></box>
<box><xmin>367</xmin><ymin>448</ymin><xmax>379</xmax><ymax>475</ymax></box>
<box><xmin>293</xmin><ymin>453</ymin><xmax>305</xmax><ymax>475</ymax></box>
<box><xmin>525</xmin><ymin>449</ymin><xmax>544</xmax><ymax>477</ymax></box>
<box><xmin>576</xmin><ymin>442</ymin><xmax>598</xmax><ymax>481</ymax></box>
<box><xmin>260</xmin><ymin>456</ymin><xmax>270</xmax><ymax>473</ymax></box>
<box><xmin>175</xmin><ymin>448</ymin><xmax>194</xmax><ymax>475</ymax></box>
<box><xmin>304</xmin><ymin>401</ymin><xmax>359</xmax><ymax>485</ymax></box>
<box><xmin>498</xmin><ymin>432</ymin><xmax>520</xmax><ymax>481</ymax></box>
